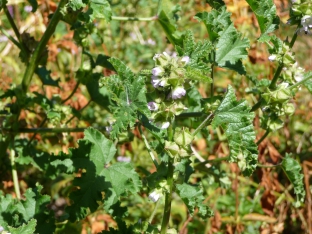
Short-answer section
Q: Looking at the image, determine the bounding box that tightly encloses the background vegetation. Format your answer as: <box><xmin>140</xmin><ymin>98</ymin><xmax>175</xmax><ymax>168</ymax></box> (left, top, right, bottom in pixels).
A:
<box><xmin>0</xmin><ymin>0</ymin><xmax>311</xmax><ymax>233</ymax></box>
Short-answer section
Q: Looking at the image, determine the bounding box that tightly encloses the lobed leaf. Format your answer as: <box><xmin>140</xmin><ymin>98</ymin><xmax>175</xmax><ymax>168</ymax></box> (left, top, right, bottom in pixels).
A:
<box><xmin>212</xmin><ymin>85</ymin><xmax>258</xmax><ymax>176</ymax></box>
<box><xmin>246</xmin><ymin>0</ymin><xmax>280</xmax><ymax>38</ymax></box>
<box><xmin>65</xmin><ymin>128</ymin><xmax>141</xmax><ymax>221</ymax></box>
<box><xmin>107</xmin><ymin>58</ymin><xmax>150</xmax><ymax>139</ymax></box>
<box><xmin>176</xmin><ymin>183</ymin><xmax>213</xmax><ymax>218</ymax></box>
<box><xmin>195</xmin><ymin>7</ymin><xmax>249</xmax><ymax>74</ymax></box>
<box><xmin>281</xmin><ymin>154</ymin><xmax>305</xmax><ymax>207</ymax></box>
<box><xmin>8</xmin><ymin>219</ymin><xmax>36</xmax><ymax>234</ymax></box>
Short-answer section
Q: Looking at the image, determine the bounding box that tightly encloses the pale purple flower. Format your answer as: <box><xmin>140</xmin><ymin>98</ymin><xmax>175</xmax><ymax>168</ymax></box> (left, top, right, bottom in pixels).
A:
<box><xmin>181</xmin><ymin>56</ymin><xmax>190</xmax><ymax>64</ymax></box>
<box><xmin>24</xmin><ymin>6</ymin><xmax>33</xmax><ymax>12</ymax></box>
<box><xmin>117</xmin><ymin>156</ymin><xmax>131</xmax><ymax>162</ymax></box>
<box><xmin>171</xmin><ymin>87</ymin><xmax>186</xmax><ymax>99</ymax></box>
<box><xmin>152</xmin><ymin>67</ymin><xmax>164</xmax><ymax>76</ymax></box>
<box><xmin>268</xmin><ymin>55</ymin><xmax>276</xmax><ymax>61</ymax></box>
<box><xmin>146</xmin><ymin>38</ymin><xmax>156</xmax><ymax>45</ymax></box>
<box><xmin>147</xmin><ymin>102</ymin><xmax>159</xmax><ymax>111</ymax></box>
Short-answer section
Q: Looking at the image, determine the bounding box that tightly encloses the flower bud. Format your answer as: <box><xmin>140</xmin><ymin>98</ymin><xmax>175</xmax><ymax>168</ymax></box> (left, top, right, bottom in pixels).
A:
<box><xmin>283</xmin><ymin>103</ymin><xmax>295</xmax><ymax>115</ymax></box>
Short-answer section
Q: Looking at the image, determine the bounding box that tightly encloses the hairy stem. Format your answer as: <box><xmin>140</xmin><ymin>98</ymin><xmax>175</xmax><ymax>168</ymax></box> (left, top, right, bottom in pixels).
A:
<box><xmin>192</xmin><ymin>113</ymin><xmax>214</xmax><ymax>137</ymax></box>
<box><xmin>160</xmin><ymin>158</ymin><xmax>174</xmax><ymax>234</ymax></box>
<box><xmin>210</xmin><ymin>63</ymin><xmax>214</xmax><ymax>98</ymax></box>
<box><xmin>10</xmin><ymin>149</ymin><xmax>21</xmax><ymax>199</ymax></box>
<box><xmin>0</xmin><ymin>26</ymin><xmax>23</xmax><ymax>50</ymax></box>
<box><xmin>160</xmin><ymin>118</ymin><xmax>175</xmax><ymax>233</ymax></box>
<box><xmin>288</xmin><ymin>73</ymin><xmax>312</xmax><ymax>90</ymax></box>
<box><xmin>21</xmin><ymin>0</ymin><xmax>68</xmax><ymax>92</ymax></box>
<box><xmin>149</xmin><ymin>199</ymin><xmax>160</xmax><ymax>224</ymax></box>
<box><xmin>138</xmin><ymin>125</ymin><xmax>159</xmax><ymax>168</ymax></box>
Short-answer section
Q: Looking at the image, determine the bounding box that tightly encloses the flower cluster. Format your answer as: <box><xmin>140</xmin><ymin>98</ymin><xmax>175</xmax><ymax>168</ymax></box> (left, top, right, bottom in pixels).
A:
<box><xmin>151</xmin><ymin>52</ymin><xmax>190</xmax><ymax>99</ymax></box>
<box><xmin>288</xmin><ymin>0</ymin><xmax>312</xmax><ymax>34</ymax></box>
<box><xmin>148</xmin><ymin>52</ymin><xmax>190</xmax><ymax>129</ymax></box>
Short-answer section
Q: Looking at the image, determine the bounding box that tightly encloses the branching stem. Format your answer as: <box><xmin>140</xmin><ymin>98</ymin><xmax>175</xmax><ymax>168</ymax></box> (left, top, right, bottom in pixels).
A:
<box><xmin>138</xmin><ymin>125</ymin><xmax>159</xmax><ymax>168</ymax></box>
<box><xmin>21</xmin><ymin>0</ymin><xmax>68</xmax><ymax>92</ymax></box>
<box><xmin>192</xmin><ymin>113</ymin><xmax>214</xmax><ymax>137</ymax></box>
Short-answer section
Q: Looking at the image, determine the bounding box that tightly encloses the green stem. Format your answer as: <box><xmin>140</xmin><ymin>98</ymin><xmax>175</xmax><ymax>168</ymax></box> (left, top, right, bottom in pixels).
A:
<box><xmin>256</xmin><ymin>130</ymin><xmax>270</xmax><ymax>145</ymax></box>
<box><xmin>2</xmin><ymin>5</ymin><xmax>28</xmax><ymax>57</ymax></box>
<box><xmin>21</xmin><ymin>0</ymin><xmax>67</xmax><ymax>92</ymax></box>
<box><xmin>160</xmin><ymin>158</ymin><xmax>174</xmax><ymax>234</ymax></box>
<box><xmin>111</xmin><ymin>16</ymin><xmax>157</xmax><ymax>21</ymax></box>
<box><xmin>148</xmin><ymin>199</ymin><xmax>160</xmax><ymax>224</ymax></box>
<box><xmin>210</xmin><ymin>63</ymin><xmax>214</xmax><ymax>98</ymax></box>
<box><xmin>2</xmin><ymin>127</ymin><xmax>100</xmax><ymax>133</ymax></box>
<box><xmin>160</xmin><ymin>117</ymin><xmax>175</xmax><ymax>233</ymax></box>
<box><xmin>138</xmin><ymin>125</ymin><xmax>159</xmax><ymax>168</ymax></box>
<box><xmin>0</xmin><ymin>26</ymin><xmax>23</xmax><ymax>50</ymax></box>
<box><xmin>176</xmin><ymin>112</ymin><xmax>204</xmax><ymax>119</ymax></box>
<box><xmin>250</xmin><ymin>98</ymin><xmax>263</xmax><ymax>112</ymax></box>
<box><xmin>268</xmin><ymin>64</ymin><xmax>284</xmax><ymax>90</ymax></box>
<box><xmin>192</xmin><ymin>113</ymin><xmax>214</xmax><ymax>137</ymax></box>
<box><xmin>10</xmin><ymin>149</ymin><xmax>21</xmax><ymax>199</ymax></box>
<box><xmin>288</xmin><ymin>74</ymin><xmax>312</xmax><ymax>90</ymax></box>
<box><xmin>252</xmin><ymin>27</ymin><xmax>299</xmax><ymax>112</ymax></box>
<box><xmin>195</xmin><ymin>156</ymin><xmax>230</xmax><ymax>167</ymax></box>
<box><xmin>257</xmin><ymin>163</ymin><xmax>282</xmax><ymax>168</ymax></box>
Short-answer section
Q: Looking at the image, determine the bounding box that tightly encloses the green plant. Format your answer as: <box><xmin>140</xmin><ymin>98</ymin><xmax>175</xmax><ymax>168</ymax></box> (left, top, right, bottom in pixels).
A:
<box><xmin>0</xmin><ymin>0</ymin><xmax>311</xmax><ymax>233</ymax></box>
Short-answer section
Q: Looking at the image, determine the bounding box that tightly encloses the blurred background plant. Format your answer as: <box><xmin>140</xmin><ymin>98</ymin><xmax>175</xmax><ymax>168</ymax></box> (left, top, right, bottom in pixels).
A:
<box><xmin>0</xmin><ymin>0</ymin><xmax>311</xmax><ymax>233</ymax></box>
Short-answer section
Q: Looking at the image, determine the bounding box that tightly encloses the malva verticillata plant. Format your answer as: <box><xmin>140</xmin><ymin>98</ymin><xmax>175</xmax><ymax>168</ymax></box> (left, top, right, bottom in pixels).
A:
<box><xmin>0</xmin><ymin>0</ymin><xmax>311</xmax><ymax>233</ymax></box>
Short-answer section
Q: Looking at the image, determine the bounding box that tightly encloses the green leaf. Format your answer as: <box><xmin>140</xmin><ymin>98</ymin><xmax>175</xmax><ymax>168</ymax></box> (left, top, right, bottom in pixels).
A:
<box><xmin>86</xmin><ymin>72</ymin><xmax>111</xmax><ymax>110</ymax></box>
<box><xmin>0</xmin><ymin>0</ymin><xmax>8</xmax><ymax>10</ymax></box>
<box><xmin>211</xmin><ymin>85</ymin><xmax>258</xmax><ymax>176</ymax></box>
<box><xmin>102</xmin><ymin>162</ymin><xmax>142</xmax><ymax>210</ymax></box>
<box><xmin>281</xmin><ymin>154</ymin><xmax>305</xmax><ymax>207</ymax></box>
<box><xmin>95</xmin><ymin>54</ymin><xmax>115</xmax><ymax>71</ymax></box>
<box><xmin>206</xmin><ymin>0</ymin><xmax>225</xmax><ymax>9</ymax></box>
<box><xmin>0</xmin><ymin>185</ymin><xmax>54</xmax><ymax>233</ymax></box>
<box><xmin>67</xmin><ymin>0</ymin><xmax>86</xmax><ymax>10</ymax></box>
<box><xmin>65</xmin><ymin>128</ymin><xmax>141</xmax><ymax>221</ymax></box>
<box><xmin>8</xmin><ymin>219</ymin><xmax>36</xmax><ymax>234</ymax></box>
<box><xmin>35</xmin><ymin>67</ymin><xmax>60</xmax><ymax>87</ymax></box>
<box><xmin>66</xmin><ymin>128</ymin><xmax>117</xmax><ymax>221</ymax></box>
<box><xmin>26</xmin><ymin>0</ymin><xmax>38</xmax><ymax>12</ymax></box>
<box><xmin>107</xmin><ymin>58</ymin><xmax>150</xmax><ymax>139</ymax></box>
<box><xmin>88</xmin><ymin>0</ymin><xmax>112</xmax><ymax>22</ymax></box>
<box><xmin>215</xmin><ymin>24</ymin><xmax>250</xmax><ymax>75</ymax></box>
<box><xmin>195</xmin><ymin>7</ymin><xmax>249</xmax><ymax>74</ymax></box>
<box><xmin>158</xmin><ymin>12</ymin><xmax>183</xmax><ymax>46</ymax></box>
<box><xmin>176</xmin><ymin>183</ymin><xmax>213</xmax><ymax>218</ymax></box>
<box><xmin>303</xmin><ymin>71</ymin><xmax>312</xmax><ymax>94</ymax></box>
<box><xmin>246</xmin><ymin>0</ymin><xmax>280</xmax><ymax>37</ymax></box>
<box><xmin>15</xmin><ymin>185</ymin><xmax>54</xmax><ymax>234</ymax></box>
